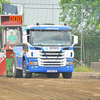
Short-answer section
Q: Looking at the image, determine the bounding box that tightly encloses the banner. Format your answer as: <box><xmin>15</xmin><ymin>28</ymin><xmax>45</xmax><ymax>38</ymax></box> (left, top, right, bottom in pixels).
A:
<box><xmin>2</xmin><ymin>3</ymin><xmax>18</xmax><ymax>15</ymax></box>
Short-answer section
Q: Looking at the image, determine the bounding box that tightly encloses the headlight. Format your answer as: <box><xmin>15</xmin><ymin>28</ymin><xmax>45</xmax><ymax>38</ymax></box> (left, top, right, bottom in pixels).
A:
<box><xmin>66</xmin><ymin>61</ymin><xmax>73</xmax><ymax>65</ymax></box>
<box><xmin>29</xmin><ymin>62</ymin><xmax>38</xmax><ymax>65</ymax></box>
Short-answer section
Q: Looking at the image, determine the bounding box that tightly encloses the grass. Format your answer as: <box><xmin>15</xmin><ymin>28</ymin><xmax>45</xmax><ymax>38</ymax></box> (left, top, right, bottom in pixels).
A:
<box><xmin>74</xmin><ymin>65</ymin><xmax>94</xmax><ymax>72</ymax></box>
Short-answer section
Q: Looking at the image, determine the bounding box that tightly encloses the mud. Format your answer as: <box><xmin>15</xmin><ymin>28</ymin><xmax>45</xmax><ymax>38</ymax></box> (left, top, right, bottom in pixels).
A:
<box><xmin>0</xmin><ymin>72</ymin><xmax>100</xmax><ymax>100</ymax></box>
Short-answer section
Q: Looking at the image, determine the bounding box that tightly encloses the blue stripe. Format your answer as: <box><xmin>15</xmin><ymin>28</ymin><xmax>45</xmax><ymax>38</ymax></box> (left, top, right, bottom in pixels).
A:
<box><xmin>30</xmin><ymin>26</ymin><xmax>72</xmax><ymax>30</ymax></box>
<box><xmin>29</xmin><ymin>58</ymin><xmax>38</xmax><ymax>62</ymax></box>
<box><xmin>60</xmin><ymin>47</ymin><xmax>68</xmax><ymax>51</ymax></box>
<box><xmin>30</xmin><ymin>47</ymin><xmax>35</xmax><ymax>50</ymax></box>
<box><xmin>30</xmin><ymin>46</ymin><xmax>44</xmax><ymax>51</ymax></box>
<box><xmin>60</xmin><ymin>47</ymin><xmax>64</xmax><ymax>51</ymax></box>
<box><xmin>69</xmin><ymin>47</ymin><xmax>73</xmax><ymax>50</ymax></box>
<box><xmin>23</xmin><ymin>27</ymin><xmax>28</xmax><ymax>32</ymax></box>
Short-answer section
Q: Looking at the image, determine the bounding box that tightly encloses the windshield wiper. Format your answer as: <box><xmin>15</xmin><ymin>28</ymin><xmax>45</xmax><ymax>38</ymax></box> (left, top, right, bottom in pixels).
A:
<box><xmin>37</xmin><ymin>44</ymin><xmax>43</xmax><ymax>46</ymax></box>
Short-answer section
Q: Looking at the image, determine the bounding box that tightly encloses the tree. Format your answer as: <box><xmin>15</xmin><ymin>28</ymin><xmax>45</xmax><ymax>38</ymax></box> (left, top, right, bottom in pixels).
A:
<box><xmin>59</xmin><ymin>0</ymin><xmax>100</xmax><ymax>65</ymax></box>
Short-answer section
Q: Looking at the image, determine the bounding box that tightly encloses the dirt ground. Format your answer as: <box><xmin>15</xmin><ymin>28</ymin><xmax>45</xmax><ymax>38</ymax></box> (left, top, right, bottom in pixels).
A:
<box><xmin>0</xmin><ymin>72</ymin><xmax>100</xmax><ymax>100</ymax></box>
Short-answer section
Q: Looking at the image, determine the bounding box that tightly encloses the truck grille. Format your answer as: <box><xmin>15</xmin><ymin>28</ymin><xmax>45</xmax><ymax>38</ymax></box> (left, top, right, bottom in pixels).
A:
<box><xmin>38</xmin><ymin>51</ymin><xmax>66</xmax><ymax>67</ymax></box>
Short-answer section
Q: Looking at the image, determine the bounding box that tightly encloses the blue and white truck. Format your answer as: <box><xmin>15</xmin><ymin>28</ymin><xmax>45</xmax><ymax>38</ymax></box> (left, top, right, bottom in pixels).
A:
<box><xmin>12</xmin><ymin>24</ymin><xmax>78</xmax><ymax>78</ymax></box>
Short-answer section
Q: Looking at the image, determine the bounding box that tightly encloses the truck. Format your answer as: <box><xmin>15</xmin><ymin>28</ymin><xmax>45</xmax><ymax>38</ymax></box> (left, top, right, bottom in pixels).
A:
<box><xmin>0</xmin><ymin>15</ymin><xmax>23</xmax><ymax>76</ymax></box>
<box><xmin>13</xmin><ymin>23</ymin><xmax>78</xmax><ymax>78</ymax></box>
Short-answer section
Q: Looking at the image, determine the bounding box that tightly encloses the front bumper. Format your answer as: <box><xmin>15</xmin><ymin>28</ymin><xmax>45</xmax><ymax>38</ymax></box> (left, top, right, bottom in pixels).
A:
<box><xmin>27</xmin><ymin>65</ymin><xmax>73</xmax><ymax>73</ymax></box>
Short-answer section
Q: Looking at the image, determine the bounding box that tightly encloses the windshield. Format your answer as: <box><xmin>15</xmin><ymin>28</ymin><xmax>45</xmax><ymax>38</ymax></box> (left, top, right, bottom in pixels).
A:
<box><xmin>30</xmin><ymin>31</ymin><xmax>72</xmax><ymax>46</ymax></box>
<box><xmin>6</xmin><ymin>28</ymin><xmax>21</xmax><ymax>44</ymax></box>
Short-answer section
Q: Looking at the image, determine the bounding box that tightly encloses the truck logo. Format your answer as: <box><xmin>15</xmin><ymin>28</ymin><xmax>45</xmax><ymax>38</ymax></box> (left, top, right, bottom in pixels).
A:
<box><xmin>45</xmin><ymin>47</ymin><xmax>48</xmax><ymax>50</ymax></box>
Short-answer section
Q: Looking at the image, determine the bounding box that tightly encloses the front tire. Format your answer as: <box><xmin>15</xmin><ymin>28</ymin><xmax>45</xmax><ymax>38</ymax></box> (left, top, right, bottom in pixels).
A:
<box><xmin>13</xmin><ymin>54</ymin><xmax>22</xmax><ymax>78</ymax></box>
<box><xmin>23</xmin><ymin>61</ymin><xmax>32</xmax><ymax>78</ymax></box>
<box><xmin>62</xmin><ymin>72</ymin><xmax>72</xmax><ymax>79</ymax></box>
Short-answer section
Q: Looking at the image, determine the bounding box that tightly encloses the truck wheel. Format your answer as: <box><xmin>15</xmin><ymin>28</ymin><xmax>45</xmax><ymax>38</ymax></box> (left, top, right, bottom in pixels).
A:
<box><xmin>62</xmin><ymin>72</ymin><xmax>72</xmax><ymax>79</ymax></box>
<box><xmin>13</xmin><ymin>54</ymin><xmax>22</xmax><ymax>78</ymax></box>
<box><xmin>23</xmin><ymin>61</ymin><xmax>32</xmax><ymax>78</ymax></box>
<box><xmin>46</xmin><ymin>73</ymin><xmax>60</xmax><ymax>78</ymax></box>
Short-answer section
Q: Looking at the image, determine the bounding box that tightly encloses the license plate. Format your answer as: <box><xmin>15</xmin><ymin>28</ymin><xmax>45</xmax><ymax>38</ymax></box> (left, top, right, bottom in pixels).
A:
<box><xmin>47</xmin><ymin>70</ymin><xmax>57</xmax><ymax>72</ymax></box>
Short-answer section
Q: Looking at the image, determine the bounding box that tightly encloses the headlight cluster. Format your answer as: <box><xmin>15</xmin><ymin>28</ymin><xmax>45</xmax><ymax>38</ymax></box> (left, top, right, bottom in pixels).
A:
<box><xmin>29</xmin><ymin>62</ymin><xmax>38</xmax><ymax>65</ymax></box>
<box><xmin>66</xmin><ymin>61</ymin><xmax>73</xmax><ymax>65</ymax></box>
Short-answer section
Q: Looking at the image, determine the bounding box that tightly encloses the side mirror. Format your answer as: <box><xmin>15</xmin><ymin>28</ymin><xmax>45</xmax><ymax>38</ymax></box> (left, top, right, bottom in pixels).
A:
<box><xmin>72</xmin><ymin>35</ymin><xmax>78</xmax><ymax>46</ymax></box>
<box><xmin>23</xmin><ymin>30</ymin><xmax>30</xmax><ymax>43</ymax></box>
<box><xmin>74</xmin><ymin>36</ymin><xmax>78</xmax><ymax>44</ymax></box>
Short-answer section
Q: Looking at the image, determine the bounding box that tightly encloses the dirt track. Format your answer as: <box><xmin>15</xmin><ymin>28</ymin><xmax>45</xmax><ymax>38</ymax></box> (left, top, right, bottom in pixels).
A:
<box><xmin>0</xmin><ymin>72</ymin><xmax>100</xmax><ymax>100</ymax></box>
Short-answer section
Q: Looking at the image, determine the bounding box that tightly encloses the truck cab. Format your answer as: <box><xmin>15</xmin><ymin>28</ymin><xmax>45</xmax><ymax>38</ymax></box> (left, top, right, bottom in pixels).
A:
<box><xmin>1</xmin><ymin>26</ymin><xmax>22</xmax><ymax>50</ymax></box>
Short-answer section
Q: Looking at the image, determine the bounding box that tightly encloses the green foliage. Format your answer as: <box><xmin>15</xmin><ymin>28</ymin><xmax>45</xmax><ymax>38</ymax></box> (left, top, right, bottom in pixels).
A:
<box><xmin>74</xmin><ymin>65</ymin><xmax>93</xmax><ymax>72</ymax></box>
<box><xmin>59</xmin><ymin>0</ymin><xmax>100</xmax><ymax>65</ymax></box>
